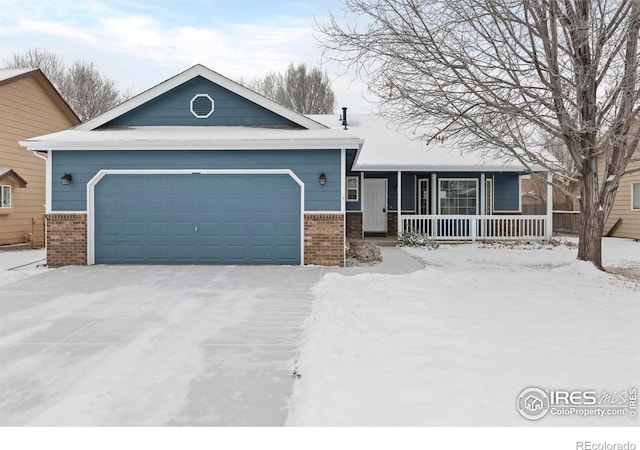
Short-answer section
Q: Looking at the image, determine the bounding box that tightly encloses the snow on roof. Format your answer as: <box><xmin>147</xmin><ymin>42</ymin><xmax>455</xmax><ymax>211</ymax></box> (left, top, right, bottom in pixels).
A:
<box><xmin>0</xmin><ymin>68</ymin><xmax>36</xmax><ymax>83</ymax></box>
<box><xmin>20</xmin><ymin>125</ymin><xmax>364</xmax><ymax>151</ymax></box>
<box><xmin>310</xmin><ymin>114</ymin><xmax>532</xmax><ymax>172</ymax></box>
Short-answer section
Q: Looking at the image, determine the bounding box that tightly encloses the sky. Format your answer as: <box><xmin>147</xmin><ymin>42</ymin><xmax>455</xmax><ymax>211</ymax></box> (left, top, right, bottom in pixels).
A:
<box><xmin>0</xmin><ymin>0</ymin><xmax>374</xmax><ymax>113</ymax></box>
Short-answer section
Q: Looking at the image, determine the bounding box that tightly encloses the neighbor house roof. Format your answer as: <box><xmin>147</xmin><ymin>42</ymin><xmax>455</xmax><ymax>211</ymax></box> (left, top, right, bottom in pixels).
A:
<box><xmin>311</xmin><ymin>114</ymin><xmax>538</xmax><ymax>172</ymax></box>
<box><xmin>0</xmin><ymin>168</ymin><xmax>28</xmax><ymax>187</ymax></box>
<box><xmin>0</xmin><ymin>68</ymin><xmax>78</xmax><ymax>123</ymax></box>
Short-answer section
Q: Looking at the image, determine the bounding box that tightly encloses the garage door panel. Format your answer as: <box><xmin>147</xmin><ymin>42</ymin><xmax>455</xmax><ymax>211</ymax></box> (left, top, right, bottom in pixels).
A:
<box><xmin>94</xmin><ymin>173</ymin><xmax>301</xmax><ymax>264</ymax></box>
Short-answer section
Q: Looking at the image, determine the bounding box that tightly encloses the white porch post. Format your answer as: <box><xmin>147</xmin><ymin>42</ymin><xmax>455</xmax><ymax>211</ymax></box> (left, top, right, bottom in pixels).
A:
<box><xmin>431</xmin><ymin>174</ymin><xmax>437</xmax><ymax>214</ymax></box>
<box><xmin>480</xmin><ymin>173</ymin><xmax>486</xmax><ymax>238</ymax></box>
<box><xmin>546</xmin><ymin>171</ymin><xmax>553</xmax><ymax>239</ymax></box>
<box><xmin>397</xmin><ymin>170</ymin><xmax>402</xmax><ymax>236</ymax></box>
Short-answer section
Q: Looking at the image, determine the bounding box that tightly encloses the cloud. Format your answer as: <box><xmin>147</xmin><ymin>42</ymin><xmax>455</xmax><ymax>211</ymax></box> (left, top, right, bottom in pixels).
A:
<box><xmin>15</xmin><ymin>20</ymin><xmax>98</xmax><ymax>44</ymax></box>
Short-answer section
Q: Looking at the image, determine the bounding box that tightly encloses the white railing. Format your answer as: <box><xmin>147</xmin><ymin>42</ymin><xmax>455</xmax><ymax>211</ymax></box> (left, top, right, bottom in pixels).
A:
<box><xmin>401</xmin><ymin>215</ymin><xmax>548</xmax><ymax>241</ymax></box>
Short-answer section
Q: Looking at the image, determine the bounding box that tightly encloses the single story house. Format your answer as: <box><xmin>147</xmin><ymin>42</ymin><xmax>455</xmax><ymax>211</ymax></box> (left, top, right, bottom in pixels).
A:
<box><xmin>22</xmin><ymin>64</ymin><xmax>549</xmax><ymax>268</ymax></box>
<box><xmin>0</xmin><ymin>68</ymin><xmax>79</xmax><ymax>248</ymax></box>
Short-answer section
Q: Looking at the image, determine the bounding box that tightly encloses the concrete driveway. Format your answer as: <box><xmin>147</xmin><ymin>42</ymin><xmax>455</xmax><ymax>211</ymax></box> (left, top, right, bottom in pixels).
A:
<box><xmin>0</xmin><ymin>264</ymin><xmax>323</xmax><ymax>426</ymax></box>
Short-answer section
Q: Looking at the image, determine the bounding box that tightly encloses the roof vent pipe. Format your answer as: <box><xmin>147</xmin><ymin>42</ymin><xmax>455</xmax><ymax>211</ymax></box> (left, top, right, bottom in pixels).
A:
<box><xmin>341</xmin><ymin>107</ymin><xmax>348</xmax><ymax>130</ymax></box>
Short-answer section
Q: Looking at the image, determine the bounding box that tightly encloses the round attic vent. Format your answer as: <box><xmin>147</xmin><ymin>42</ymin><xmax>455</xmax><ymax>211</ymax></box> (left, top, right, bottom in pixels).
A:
<box><xmin>190</xmin><ymin>94</ymin><xmax>214</xmax><ymax>118</ymax></box>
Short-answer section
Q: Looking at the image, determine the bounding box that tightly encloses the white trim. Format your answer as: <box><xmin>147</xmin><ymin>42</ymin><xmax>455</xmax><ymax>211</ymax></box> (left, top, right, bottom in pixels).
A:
<box><xmin>438</xmin><ymin>178</ymin><xmax>479</xmax><ymax>215</ymax></box>
<box><xmin>353</xmin><ymin>164</ymin><xmax>532</xmax><ymax>173</ymax></box>
<box><xmin>485</xmin><ymin>177</ymin><xmax>494</xmax><ymax>215</ymax></box>
<box><xmin>546</xmin><ymin>171</ymin><xmax>553</xmax><ymax>238</ymax></box>
<box><xmin>346</xmin><ymin>210</ymin><xmax>363</xmax><ymax>213</ymax></box>
<box><xmin>49</xmin><ymin>210</ymin><xmax>87</xmax><ymax>214</ymax></box>
<box><xmin>33</xmin><ymin>151</ymin><xmax>51</xmax><ymax>214</ymax></box>
<box><xmin>631</xmin><ymin>182</ymin><xmax>640</xmax><ymax>211</ymax></box>
<box><xmin>190</xmin><ymin>94</ymin><xmax>214</xmax><ymax>119</ymax></box>
<box><xmin>340</xmin><ymin>149</ymin><xmax>346</xmax><ymax>212</ymax></box>
<box><xmin>0</xmin><ymin>185</ymin><xmax>11</xmax><ymax>208</ymax></box>
<box><xmin>77</xmin><ymin>64</ymin><xmax>326</xmax><ymax>131</ymax></box>
<box><xmin>397</xmin><ymin>171</ymin><xmax>402</xmax><ymax>236</ymax></box>
<box><xmin>346</xmin><ymin>176</ymin><xmax>359</xmax><ymax>202</ymax></box>
<box><xmin>480</xmin><ymin>173</ymin><xmax>486</xmax><ymax>215</ymax></box>
<box><xmin>304</xmin><ymin>211</ymin><xmax>343</xmax><ymax>214</ymax></box>
<box><xmin>86</xmin><ymin>169</ymin><xmax>305</xmax><ymax>266</ymax></box>
<box><xmin>360</xmin><ymin>172</ymin><xmax>365</xmax><ymax>238</ymax></box>
<box><xmin>431</xmin><ymin>174</ymin><xmax>437</xmax><ymax>214</ymax></box>
<box><xmin>417</xmin><ymin>178</ymin><xmax>429</xmax><ymax>215</ymax></box>
<box><xmin>21</xmin><ymin>136</ymin><xmax>363</xmax><ymax>152</ymax></box>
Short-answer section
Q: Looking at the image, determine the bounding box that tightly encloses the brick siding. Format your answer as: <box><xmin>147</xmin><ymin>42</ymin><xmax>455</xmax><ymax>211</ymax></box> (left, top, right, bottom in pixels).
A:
<box><xmin>387</xmin><ymin>212</ymin><xmax>398</xmax><ymax>236</ymax></box>
<box><xmin>346</xmin><ymin>211</ymin><xmax>363</xmax><ymax>238</ymax></box>
<box><xmin>304</xmin><ymin>213</ymin><xmax>344</xmax><ymax>266</ymax></box>
<box><xmin>46</xmin><ymin>213</ymin><xmax>87</xmax><ymax>267</ymax></box>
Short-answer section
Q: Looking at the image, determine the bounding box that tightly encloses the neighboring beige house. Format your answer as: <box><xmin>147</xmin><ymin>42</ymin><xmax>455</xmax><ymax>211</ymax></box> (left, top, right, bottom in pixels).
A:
<box><xmin>0</xmin><ymin>68</ymin><xmax>79</xmax><ymax>247</ymax></box>
<box><xmin>602</xmin><ymin>147</ymin><xmax>640</xmax><ymax>240</ymax></box>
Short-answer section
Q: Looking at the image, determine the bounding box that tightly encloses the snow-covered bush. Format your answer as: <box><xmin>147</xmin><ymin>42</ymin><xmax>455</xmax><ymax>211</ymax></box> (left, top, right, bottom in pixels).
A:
<box><xmin>398</xmin><ymin>232</ymin><xmax>440</xmax><ymax>249</ymax></box>
<box><xmin>346</xmin><ymin>241</ymin><xmax>382</xmax><ymax>263</ymax></box>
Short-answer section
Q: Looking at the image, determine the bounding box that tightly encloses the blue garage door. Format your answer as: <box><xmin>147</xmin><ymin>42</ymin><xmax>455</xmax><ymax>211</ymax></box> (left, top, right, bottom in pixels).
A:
<box><xmin>94</xmin><ymin>173</ymin><xmax>301</xmax><ymax>264</ymax></box>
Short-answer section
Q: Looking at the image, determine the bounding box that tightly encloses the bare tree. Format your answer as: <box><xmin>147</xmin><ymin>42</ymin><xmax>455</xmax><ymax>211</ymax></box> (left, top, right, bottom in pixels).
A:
<box><xmin>4</xmin><ymin>48</ymin><xmax>130</xmax><ymax>121</ymax></box>
<box><xmin>248</xmin><ymin>63</ymin><xmax>336</xmax><ymax>114</ymax></box>
<box><xmin>318</xmin><ymin>0</ymin><xmax>640</xmax><ymax>269</ymax></box>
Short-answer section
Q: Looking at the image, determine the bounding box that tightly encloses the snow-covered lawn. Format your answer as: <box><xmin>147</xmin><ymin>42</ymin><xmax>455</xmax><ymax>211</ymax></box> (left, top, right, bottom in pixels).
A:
<box><xmin>286</xmin><ymin>238</ymin><xmax>640</xmax><ymax>426</ymax></box>
<box><xmin>0</xmin><ymin>249</ymin><xmax>47</xmax><ymax>287</ymax></box>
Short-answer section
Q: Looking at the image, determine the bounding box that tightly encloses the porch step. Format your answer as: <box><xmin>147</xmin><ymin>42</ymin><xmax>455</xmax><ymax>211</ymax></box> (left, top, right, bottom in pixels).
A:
<box><xmin>348</xmin><ymin>238</ymin><xmax>397</xmax><ymax>247</ymax></box>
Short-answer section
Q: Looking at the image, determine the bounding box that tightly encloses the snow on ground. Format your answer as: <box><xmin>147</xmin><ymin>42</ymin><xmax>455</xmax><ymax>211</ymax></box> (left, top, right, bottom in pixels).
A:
<box><xmin>286</xmin><ymin>238</ymin><xmax>640</xmax><ymax>426</ymax></box>
<box><xmin>0</xmin><ymin>249</ymin><xmax>47</xmax><ymax>287</ymax></box>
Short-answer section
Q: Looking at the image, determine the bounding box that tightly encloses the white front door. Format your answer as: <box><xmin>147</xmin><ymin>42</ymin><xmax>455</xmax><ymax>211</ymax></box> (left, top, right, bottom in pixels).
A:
<box><xmin>363</xmin><ymin>179</ymin><xmax>387</xmax><ymax>232</ymax></box>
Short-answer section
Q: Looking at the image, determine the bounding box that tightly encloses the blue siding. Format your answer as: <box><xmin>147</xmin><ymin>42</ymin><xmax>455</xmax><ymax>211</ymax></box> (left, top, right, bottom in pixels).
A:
<box><xmin>103</xmin><ymin>76</ymin><xmax>299</xmax><ymax>128</ymax></box>
<box><xmin>356</xmin><ymin>171</ymin><xmax>522</xmax><ymax>213</ymax></box>
<box><xmin>493</xmin><ymin>173</ymin><xmax>521</xmax><ymax>211</ymax></box>
<box><xmin>52</xmin><ymin>149</ymin><xmax>341</xmax><ymax>212</ymax></box>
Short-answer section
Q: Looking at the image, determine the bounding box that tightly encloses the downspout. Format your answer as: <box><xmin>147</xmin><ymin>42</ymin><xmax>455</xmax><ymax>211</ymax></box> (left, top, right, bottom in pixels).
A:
<box><xmin>32</xmin><ymin>151</ymin><xmax>49</xmax><ymax>249</ymax></box>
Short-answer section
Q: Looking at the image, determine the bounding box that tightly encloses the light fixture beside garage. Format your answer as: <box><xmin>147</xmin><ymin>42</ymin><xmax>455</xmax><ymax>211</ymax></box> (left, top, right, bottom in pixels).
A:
<box><xmin>319</xmin><ymin>172</ymin><xmax>327</xmax><ymax>185</ymax></box>
<box><xmin>61</xmin><ymin>173</ymin><xmax>72</xmax><ymax>185</ymax></box>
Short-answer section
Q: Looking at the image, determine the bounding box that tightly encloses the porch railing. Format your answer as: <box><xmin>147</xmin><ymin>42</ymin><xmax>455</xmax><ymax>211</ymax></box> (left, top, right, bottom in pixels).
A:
<box><xmin>401</xmin><ymin>215</ymin><xmax>548</xmax><ymax>240</ymax></box>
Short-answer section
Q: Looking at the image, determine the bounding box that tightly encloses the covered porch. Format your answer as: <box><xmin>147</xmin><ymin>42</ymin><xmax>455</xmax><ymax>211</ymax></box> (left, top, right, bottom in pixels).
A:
<box><xmin>352</xmin><ymin>170</ymin><xmax>553</xmax><ymax>242</ymax></box>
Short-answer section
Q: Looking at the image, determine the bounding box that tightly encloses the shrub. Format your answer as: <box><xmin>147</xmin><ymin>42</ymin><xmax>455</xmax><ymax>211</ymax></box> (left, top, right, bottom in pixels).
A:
<box><xmin>398</xmin><ymin>232</ymin><xmax>440</xmax><ymax>249</ymax></box>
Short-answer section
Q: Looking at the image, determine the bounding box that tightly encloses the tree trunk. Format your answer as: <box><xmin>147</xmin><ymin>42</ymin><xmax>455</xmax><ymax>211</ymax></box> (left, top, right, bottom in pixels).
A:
<box><xmin>577</xmin><ymin>170</ymin><xmax>605</xmax><ymax>270</ymax></box>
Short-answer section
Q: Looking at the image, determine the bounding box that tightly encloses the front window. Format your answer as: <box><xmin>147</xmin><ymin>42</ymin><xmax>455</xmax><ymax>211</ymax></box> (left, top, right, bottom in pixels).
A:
<box><xmin>633</xmin><ymin>183</ymin><xmax>640</xmax><ymax>210</ymax></box>
<box><xmin>0</xmin><ymin>185</ymin><xmax>10</xmax><ymax>208</ymax></box>
<box><xmin>346</xmin><ymin>176</ymin><xmax>359</xmax><ymax>202</ymax></box>
<box><xmin>439</xmin><ymin>179</ymin><xmax>478</xmax><ymax>215</ymax></box>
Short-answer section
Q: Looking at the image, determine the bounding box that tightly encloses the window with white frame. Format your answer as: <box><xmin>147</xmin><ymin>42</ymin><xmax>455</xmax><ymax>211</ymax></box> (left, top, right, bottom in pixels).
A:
<box><xmin>633</xmin><ymin>182</ymin><xmax>640</xmax><ymax>210</ymax></box>
<box><xmin>439</xmin><ymin>179</ymin><xmax>478</xmax><ymax>215</ymax></box>
<box><xmin>0</xmin><ymin>185</ymin><xmax>10</xmax><ymax>208</ymax></box>
<box><xmin>346</xmin><ymin>176</ymin><xmax>359</xmax><ymax>201</ymax></box>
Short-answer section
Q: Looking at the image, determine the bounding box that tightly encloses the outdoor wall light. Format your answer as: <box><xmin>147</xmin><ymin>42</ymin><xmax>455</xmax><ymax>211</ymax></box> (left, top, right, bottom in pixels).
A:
<box><xmin>319</xmin><ymin>172</ymin><xmax>327</xmax><ymax>185</ymax></box>
<box><xmin>61</xmin><ymin>173</ymin><xmax>72</xmax><ymax>185</ymax></box>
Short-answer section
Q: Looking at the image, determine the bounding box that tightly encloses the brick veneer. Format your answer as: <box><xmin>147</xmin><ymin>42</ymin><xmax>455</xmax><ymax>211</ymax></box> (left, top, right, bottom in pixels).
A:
<box><xmin>304</xmin><ymin>213</ymin><xmax>345</xmax><ymax>266</ymax></box>
<box><xmin>387</xmin><ymin>212</ymin><xmax>398</xmax><ymax>236</ymax></box>
<box><xmin>346</xmin><ymin>211</ymin><xmax>363</xmax><ymax>238</ymax></box>
<box><xmin>46</xmin><ymin>213</ymin><xmax>87</xmax><ymax>267</ymax></box>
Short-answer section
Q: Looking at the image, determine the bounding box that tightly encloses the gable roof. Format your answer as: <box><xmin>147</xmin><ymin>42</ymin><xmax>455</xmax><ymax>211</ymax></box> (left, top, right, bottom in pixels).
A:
<box><xmin>311</xmin><ymin>114</ymin><xmax>539</xmax><ymax>172</ymax></box>
<box><xmin>0</xmin><ymin>168</ymin><xmax>28</xmax><ymax>187</ymax></box>
<box><xmin>0</xmin><ymin>68</ymin><xmax>79</xmax><ymax>124</ymax></box>
<box><xmin>78</xmin><ymin>64</ymin><xmax>326</xmax><ymax>131</ymax></box>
